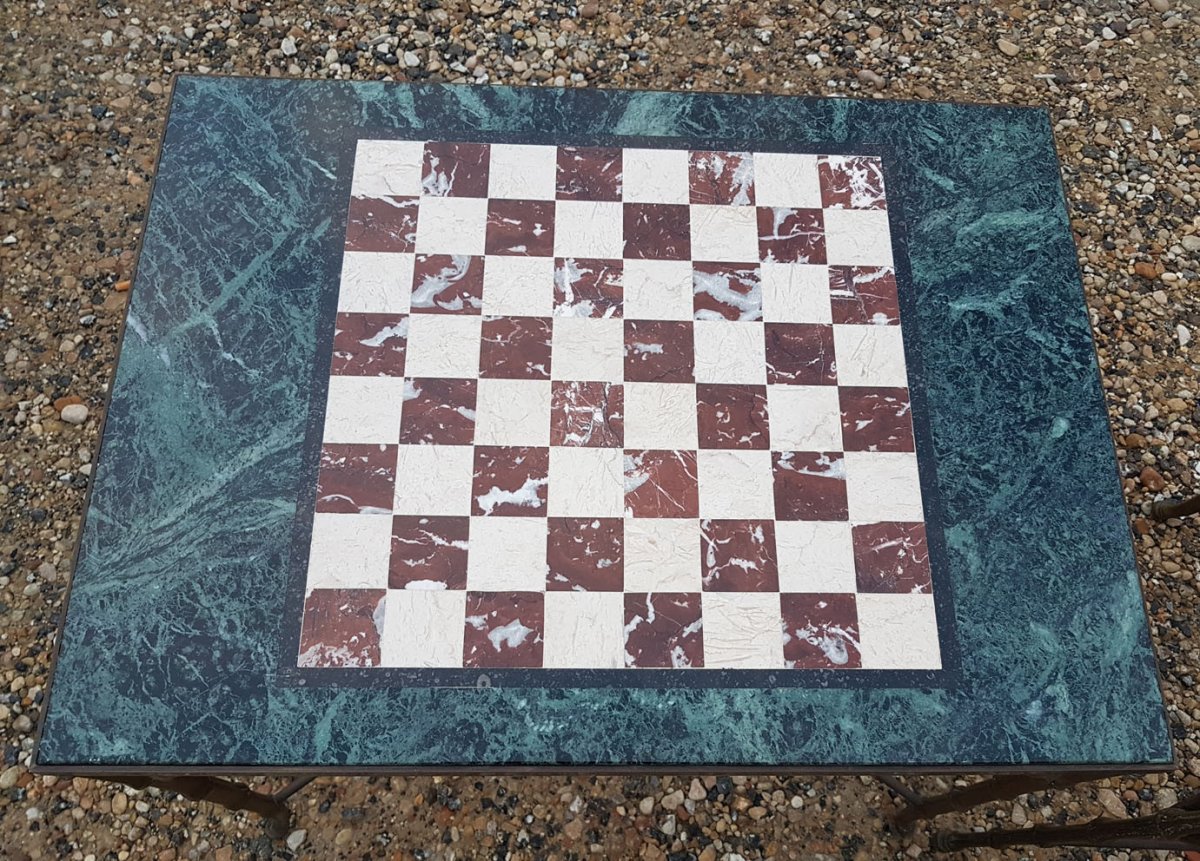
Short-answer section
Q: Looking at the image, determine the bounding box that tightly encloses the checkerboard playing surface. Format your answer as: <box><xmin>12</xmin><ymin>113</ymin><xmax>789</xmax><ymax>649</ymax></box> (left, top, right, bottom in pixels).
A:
<box><xmin>296</xmin><ymin>139</ymin><xmax>943</xmax><ymax>673</ymax></box>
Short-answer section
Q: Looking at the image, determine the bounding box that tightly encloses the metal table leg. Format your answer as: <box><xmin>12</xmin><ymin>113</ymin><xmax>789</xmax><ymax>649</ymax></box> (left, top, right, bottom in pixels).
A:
<box><xmin>1150</xmin><ymin>493</ymin><xmax>1200</xmax><ymax>520</ymax></box>
<box><xmin>99</xmin><ymin>774</ymin><xmax>316</xmax><ymax>839</ymax></box>
<box><xmin>885</xmin><ymin>771</ymin><xmax>1120</xmax><ymax>828</ymax></box>
<box><xmin>931</xmin><ymin>805</ymin><xmax>1200</xmax><ymax>853</ymax></box>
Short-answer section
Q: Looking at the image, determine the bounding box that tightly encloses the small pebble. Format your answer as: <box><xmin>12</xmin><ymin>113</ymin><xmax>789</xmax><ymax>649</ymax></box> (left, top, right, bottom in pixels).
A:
<box><xmin>61</xmin><ymin>403</ymin><xmax>89</xmax><ymax>424</ymax></box>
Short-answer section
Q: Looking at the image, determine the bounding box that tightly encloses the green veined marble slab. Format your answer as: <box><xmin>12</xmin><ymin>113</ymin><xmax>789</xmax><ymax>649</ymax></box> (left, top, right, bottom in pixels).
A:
<box><xmin>36</xmin><ymin>77</ymin><xmax>1169</xmax><ymax>771</ymax></box>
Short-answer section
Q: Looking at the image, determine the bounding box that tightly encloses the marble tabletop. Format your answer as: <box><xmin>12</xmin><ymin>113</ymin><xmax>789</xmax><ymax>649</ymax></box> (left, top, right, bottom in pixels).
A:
<box><xmin>36</xmin><ymin>77</ymin><xmax>1170</xmax><ymax>772</ymax></box>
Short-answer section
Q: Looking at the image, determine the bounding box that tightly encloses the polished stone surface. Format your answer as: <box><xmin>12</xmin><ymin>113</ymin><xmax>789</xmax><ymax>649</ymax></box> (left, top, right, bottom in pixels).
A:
<box><xmin>301</xmin><ymin>138</ymin><xmax>938</xmax><ymax>674</ymax></box>
<box><xmin>37</xmin><ymin>78</ymin><xmax>1169</xmax><ymax>771</ymax></box>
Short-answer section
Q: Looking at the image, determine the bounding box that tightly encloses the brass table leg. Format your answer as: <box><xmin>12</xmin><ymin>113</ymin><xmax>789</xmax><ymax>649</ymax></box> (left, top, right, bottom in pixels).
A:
<box><xmin>887</xmin><ymin>771</ymin><xmax>1119</xmax><ymax>828</ymax></box>
<box><xmin>1150</xmin><ymin>493</ymin><xmax>1200</xmax><ymax>521</ymax></box>
<box><xmin>99</xmin><ymin>774</ymin><xmax>316</xmax><ymax>839</ymax></box>
<box><xmin>932</xmin><ymin>806</ymin><xmax>1200</xmax><ymax>853</ymax></box>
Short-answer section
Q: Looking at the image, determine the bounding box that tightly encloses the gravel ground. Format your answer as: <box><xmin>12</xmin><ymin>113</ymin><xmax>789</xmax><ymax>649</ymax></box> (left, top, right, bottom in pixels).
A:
<box><xmin>2</xmin><ymin>0</ymin><xmax>1199</xmax><ymax>858</ymax></box>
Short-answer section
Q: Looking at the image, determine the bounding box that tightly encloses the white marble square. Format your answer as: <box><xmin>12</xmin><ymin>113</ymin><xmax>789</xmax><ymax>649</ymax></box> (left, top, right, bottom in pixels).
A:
<box><xmin>323</xmin><ymin>375</ymin><xmax>407</xmax><ymax>444</ymax></box>
<box><xmin>622</xmin><ymin>519</ymin><xmax>703</xmax><ymax>592</ymax></box>
<box><xmin>392</xmin><ymin>445</ymin><xmax>475</xmax><ymax>515</ymax></box>
<box><xmin>550</xmin><ymin>317</ymin><xmax>624</xmax><ymax>383</ymax></box>
<box><xmin>481</xmin><ymin>255</ymin><xmax>555</xmax><ymax>318</ymax></box>
<box><xmin>753</xmin><ymin>152</ymin><xmax>822</xmax><ymax>208</ymax></box>
<box><xmin>404</xmin><ymin>314</ymin><xmax>482</xmax><ymax>378</ymax></box>
<box><xmin>622</xmin><ymin>260</ymin><xmax>695</xmax><ymax>321</ymax></box>
<box><xmin>554</xmin><ymin>201</ymin><xmax>624</xmax><ymax>259</ymax></box>
<box><xmin>351</xmin><ymin>139</ymin><xmax>424</xmax><ymax>198</ymax></box>
<box><xmin>414</xmin><ymin>196</ymin><xmax>488</xmax><ymax>256</ymax></box>
<box><xmin>380</xmin><ymin>589</ymin><xmax>467</xmax><ymax>668</ymax></box>
<box><xmin>474</xmin><ymin>378</ymin><xmax>551</xmax><ymax>447</ymax></box>
<box><xmin>844</xmin><ymin>451</ymin><xmax>924</xmax><ymax>522</ymax></box>
<box><xmin>306</xmin><ymin>512</ymin><xmax>392</xmax><ymax>589</ymax></box>
<box><xmin>823</xmin><ymin>208</ymin><xmax>894</xmax><ymax>267</ymax></box>
<box><xmin>760</xmin><ymin>261</ymin><xmax>831</xmax><ymax>323</ymax></box>
<box><xmin>488</xmin><ymin>143</ymin><xmax>558</xmax><ymax>200</ymax></box>
<box><xmin>338</xmin><ymin>251</ymin><xmax>414</xmax><ymax>314</ymax></box>
<box><xmin>693</xmin><ymin>320</ymin><xmax>767</xmax><ymax>385</ymax></box>
<box><xmin>623</xmin><ymin>382</ymin><xmax>698</xmax><ymax>450</ymax></box>
<box><xmin>465</xmin><ymin>516</ymin><xmax>549</xmax><ymax>591</ymax></box>
<box><xmin>622</xmin><ymin>148</ymin><xmax>691</xmax><ymax>204</ymax></box>
<box><xmin>767</xmin><ymin>385</ymin><xmax>844</xmax><ymax>451</ymax></box>
<box><xmin>701</xmin><ymin>592</ymin><xmax>785</xmax><ymax>669</ymax></box>
<box><xmin>543</xmin><ymin>592</ymin><xmax>625</xmax><ymax>668</ymax></box>
<box><xmin>775</xmin><ymin>521</ymin><xmax>857</xmax><ymax>593</ymax></box>
<box><xmin>833</xmin><ymin>324</ymin><xmax>908</xmax><ymax>387</ymax></box>
<box><xmin>690</xmin><ymin>204</ymin><xmax>760</xmax><ymax>262</ymax></box>
<box><xmin>548</xmin><ymin>447</ymin><xmax>625</xmax><ymax>517</ymax></box>
<box><xmin>856</xmin><ymin>593</ymin><xmax>941</xmax><ymax>670</ymax></box>
<box><xmin>697</xmin><ymin>450</ymin><xmax>775</xmax><ymax>519</ymax></box>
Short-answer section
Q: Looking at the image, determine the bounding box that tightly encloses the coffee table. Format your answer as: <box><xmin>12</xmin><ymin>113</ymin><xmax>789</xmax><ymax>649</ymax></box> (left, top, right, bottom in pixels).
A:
<box><xmin>34</xmin><ymin>77</ymin><xmax>1175</xmax><ymax>851</ymax></box>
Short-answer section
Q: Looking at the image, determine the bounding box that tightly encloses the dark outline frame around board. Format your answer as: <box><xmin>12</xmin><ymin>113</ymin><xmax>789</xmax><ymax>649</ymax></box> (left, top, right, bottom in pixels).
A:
<box><xmin>274</xmin><ymin>128</ymin><xmax>964</xmax><ymax>692</ymax></box>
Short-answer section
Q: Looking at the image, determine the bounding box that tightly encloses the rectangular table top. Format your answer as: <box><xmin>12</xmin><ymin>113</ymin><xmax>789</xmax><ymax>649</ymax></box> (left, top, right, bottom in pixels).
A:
<box><xmin>36</xmin><ymin>77</ymin><xmax>1170</xmax><ymax>773</ymax></box>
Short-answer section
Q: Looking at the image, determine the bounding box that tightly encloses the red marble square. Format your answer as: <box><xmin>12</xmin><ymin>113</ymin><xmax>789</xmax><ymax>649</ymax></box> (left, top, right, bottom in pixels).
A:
<box><xmin>818</xmin><ymin>156</ymin><xmax>887</xmax><ymax>209</ymax></box>
<box><xmin>696</xmin><ymin>384</ymin><xmax>770</xmax><ymax>450</ymax></box>
<box><xmin>700</xmin><ymin>519</ymin><xmax>779</xmax><ymax>592</ymax></box>
<box><xmin>853</xmin><ymin>522</ymin><xmax>932</xmax><ymax>594</ymax></box>
<box><xmin>689</xmin><ymin>151</ymin><xmax>755</xmax><ymax>206</ymax></box>
<box><xmin>551</xmin><ymin>381</ymin><xmax>624</xmax><ymax>447</ymax></box>
<box><xmin>772</xmin><ymin>451</ymin><xmax>848</xmax><ymax>521</ymax></box>
<box><xmin>839</xmin><ymin>387</ymin><xmax>915</xmax><ymax>453</ymax></box>
<box><xmin>546</xmin><ymin>517</ymin><xmax>624</xmax><ymax>591</ymax></box>
<box><xmin>781</xmin><ymin>593</ymin><xmax>862</xmax><ymax>669</ymax></box>
<box><xmin>557</xmin><ymin>146</ymin><xmax>623</xmax><ymax>201</ymax></box>
<box><xmin>764</xmin><ymin>323</ymin><xmax>837</xmax><ymax>385</ymax></box>
<box><xmin>554</xmin><ymin>258</ymin><xmax>623</xmax><ymax>318</ymax></box>
<box><xmin>344</xmin><ymin>195</ymin><xmax>419</xmax><ymax>253</ymax></box>
<box><xmin>472</xmin><ymin>445</ymin><xmax>550</xmax><ymax>516</ymax></box>
<box><xmin>411</xmin><ymin>254</ymin><xmax>485</xmax><ymax>314</ymax></box>
<box><xmin>623</xmin><ymin>203</ymin><xmax>692</xmax><ymax>260</ymax></box>
<box><xmin>624</xmin><ymin>593</ymin><xmax>704</xmax><ymax>668</ymax></box>
<box><xmin>479</xmin><ymin>316</ymin><xmax>553</xmax><ymax>380</ymax></box>
<box><xmin>464</xmin><ymin>591</ymin><xmax>545</xmax><ymax>668</ymax></box>
<box><xmin>757</xmin><ymin>207</ymin><xmax>826</xmax><ymax>264</ymax></box>
<box><xmin>315</xmin><ymin>444</ymin><xmax>397</xmax><ymax>514</ymax></box>
<box><xmin>829</xmin><ymin>266</ymin><xmax>900</xmax><ymax>326</ymax></box>
<box><xmin>485</xmin><ymin>199</ymin><xmax>556</xmax><ymax>256</ymax></box>
<box><xmin>298</xmin><ymin>588</ymin><xmax>386</xmax><ymax>668</ymax></box>
<box><xmin>331</xmin><ymin>313</ymin><xmax>408</xmax><ymax>376</ymax></box>
<box><xmin>422</xmin><ymin>142</ymin><xmax>490</xmax><ymax>197</ymax></box>
<box><xmin>389</xmin><ymin>515</ymin><xmax>470</xmax><ymax>590</ymax></box>
<box><xmin>398</xmin><ymin>377</ymin><xmax>477</xmax><ymax>445</ymax></box>
<box><xmin>624</xmin><ymin>320</ymin><xmax>694</xmax><ymax>383</ymax></box>
<box><xmin>624</xmin><ymin>449</ymin><xmax>699</xmax><ymax>518</ymax></box>
<box><xmin>692</xmin><ymin>263</ymin><xmax>762</xmax><ymax>322</ymax></box>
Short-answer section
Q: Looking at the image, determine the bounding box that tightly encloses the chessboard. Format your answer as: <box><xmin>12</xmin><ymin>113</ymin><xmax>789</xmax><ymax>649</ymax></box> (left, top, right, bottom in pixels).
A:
<box><xmin>295</xmin><ymin>139</ymin><xmax>943</xmax><ymax>673</ymax></box>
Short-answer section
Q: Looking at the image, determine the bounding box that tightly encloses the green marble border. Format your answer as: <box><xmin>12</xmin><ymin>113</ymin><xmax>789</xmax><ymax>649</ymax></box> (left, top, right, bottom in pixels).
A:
<box><xmin>274</xmin><ymin>130</ymin><xmax>964</xmax><ymax>693</ymax></box>
<box><xmin>36</xmin><ymin>77</ymin><xmax>1170</xmax><ymax>770</ymax></box>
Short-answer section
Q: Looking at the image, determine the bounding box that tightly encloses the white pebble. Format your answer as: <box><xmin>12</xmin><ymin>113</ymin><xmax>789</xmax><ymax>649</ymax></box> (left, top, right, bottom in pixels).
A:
<box><xmin>1179</xmin><ymin>325</ymin><xmax>1192</xmax><ymax>347</ymax></box>
<box><xmin>286</xmin><ymin>829</ymin><xmax>307</xmax><ymax>850</ymax></box>
<box><xmin>61</xmin><ymin>404</ymin><xmax>89</xmax><ymax>425</ymax></box>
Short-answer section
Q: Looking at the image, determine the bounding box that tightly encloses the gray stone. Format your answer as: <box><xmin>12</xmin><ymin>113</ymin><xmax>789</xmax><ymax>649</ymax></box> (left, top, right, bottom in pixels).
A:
<box><xmin>61</xmin><ymin>403</ymin><xmax>88</xmax><ymax>424</ymax></box>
